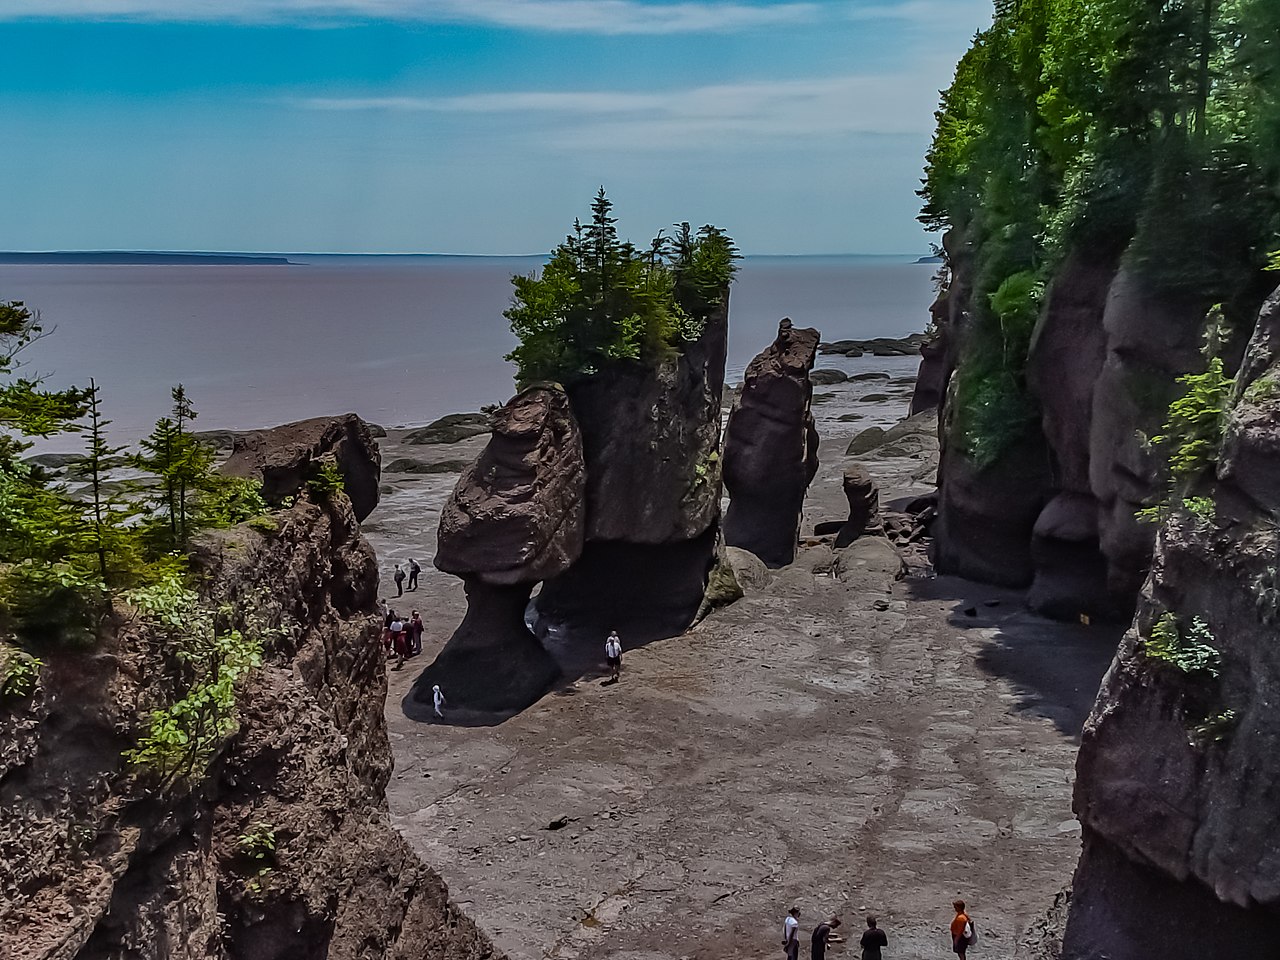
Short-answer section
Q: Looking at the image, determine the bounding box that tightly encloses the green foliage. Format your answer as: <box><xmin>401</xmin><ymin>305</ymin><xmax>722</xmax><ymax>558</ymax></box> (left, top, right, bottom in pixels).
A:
<box><xmin>306</xmin><ymin>461</ymin><xmax>345</xmax><ymax>500</ymax></box>
<box><xmin>505</xmin><ymin>190</ymin><xmax>738</xmax><ymax>385</ymax></box>
<box><xmin>1144</xmin><ymin>612</ymin><xmax>1221</xmax><ymax>677</ymax></box>
<box><xmin>0</xmin><ymin>645</ymin><xmax>42</xmax><ymax>702</ymax></box>
<box><xmin>123</xmin><ymin>574</ymin><xmax>264</xmax><ymax>787</ymax></box>
<box><xmin>1190</xmin><ymin>709</ymin><xmax>1238</xmax><ymax>746</ymax></box>
<box><xmin>1149</xmin><ymin>355</ymin><xmax>1232</xmax><ymax>487</ymax></box>
<box><xmin>236</xmin><ymin>820</ymin><xmax>277</xmax><ymax>891</ymax></box>
<box><xmin>922</xmin><ymin>0</ymin><xmax>1280</xmax><ymax>464</ymax></box>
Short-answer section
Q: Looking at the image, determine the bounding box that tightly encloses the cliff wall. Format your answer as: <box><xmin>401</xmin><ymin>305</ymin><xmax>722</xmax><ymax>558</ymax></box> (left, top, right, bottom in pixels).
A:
<box><xmin>1</xmin><ymin>441</ymin><xmax>498</xmax><ymax>959</ymax></box>
<box><xmin>1061</xmin><ymin>288</ymin><xmax>1280</xmax><ymax>958</ymax></box>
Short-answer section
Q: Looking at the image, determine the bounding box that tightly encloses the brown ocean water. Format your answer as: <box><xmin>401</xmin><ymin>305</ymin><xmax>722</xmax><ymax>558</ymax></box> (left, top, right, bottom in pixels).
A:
<box><xmin>0</xmin><ymin>254</ymin><xmax>937</xmax><ymax>448</ymax></box>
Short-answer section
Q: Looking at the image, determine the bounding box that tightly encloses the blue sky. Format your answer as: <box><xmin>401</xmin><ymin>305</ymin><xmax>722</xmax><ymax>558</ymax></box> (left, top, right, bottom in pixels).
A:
<box><xmin>0</xmin><ymin>1</ymin><xmax>991</xmax><ymax>254</ymax></box>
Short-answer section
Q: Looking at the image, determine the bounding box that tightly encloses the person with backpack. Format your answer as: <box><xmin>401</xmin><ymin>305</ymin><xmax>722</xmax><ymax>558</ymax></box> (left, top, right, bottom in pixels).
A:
<box><xmin>782</xmin><ymin>907</ymin><xmax>801</xmax><ymax>960</ymax></box>
<box><xmin>950</xmin><ymin>900</ymin><xmax>975</xmax><ymax>957</ymax></box>
<box><xmin>604</xmin><ymin>629</ymin><xmax>623</xmax><ymax>683</ymax></box>
<box><xmin>393</xmin><ymin>564</ymin><xmax>406</xmax><ymax>597</ymax></box>
<box><xmin>408</xmin><ymin>558</ymin><xmax>421</xmax><ymax>591</ymax></box>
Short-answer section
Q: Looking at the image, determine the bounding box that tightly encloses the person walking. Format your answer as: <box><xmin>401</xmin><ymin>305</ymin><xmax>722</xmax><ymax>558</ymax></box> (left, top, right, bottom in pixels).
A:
<box><xmin>783</xmin><ymin>907</ymin><xmax>801</xmax><ymax>960</ymax></box>
<box><xmin>811</xmin><ymin>915</ymin><xmax>841</xmax><ymax>960</ymax></box>
<box><xmin>408</xmin><ymin>558</ymin><xmax>421</xmax><ymax>591</ymax></box>
<box><xmin>950</xmin><ymin>900</ymin><xmax>974</xmax><ymax>957</ymax></box>
<box><xmin>859</xmin><ymin>916</ymin><xmax>887</xmax><ymax>960</ymax></box>
<box><xmin>393</xmin><ymin>564</ymin><xmax>406</xmax><ymax>597</ymax></box>
<box><xmin>409</xmin><ymin>611</ymin><xmax>425</xmax><ymax>656</ymax></box>
<box><xmin>604</xmin><ymin>629</ymin><xmax>623</xmax><ymax>683</ymax></box>
<box><xmin>432</xmin><ymin>683</ymin><xmax>446</xmax><ymax>719</ymax></box>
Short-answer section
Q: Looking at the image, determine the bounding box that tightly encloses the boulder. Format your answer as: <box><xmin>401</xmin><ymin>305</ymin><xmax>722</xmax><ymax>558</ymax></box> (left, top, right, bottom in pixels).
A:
<box><xmin>724</xmin><ymin>546</ymin><xmax>770</xmax><ymax>591</ymax></box>
<box><xmin>434</xmin><ymin>387</ymin><xmax>585</xmax><ymax>587</ymax></box>
<box><xmin>810</xmin><ymin>368</ymin><xmax>849</xmax><ymax>385</ymax></box>
<box><xmin>403</xmin><ymin>413</ymin><xmax>491</xmax><ymax>445</ymax></box>
<box><xmin>836</xmin><ymin>464</ymin><xmax>879</xmax><ymax>548</ymax></box>
<box><xmin>846</xmin><ymin>426</ymin><xmax>886</xmax><ymax>456</ymax></box>
<box><xmin>1063</xmin><ymin>286</ymin><xmax>1280</xmax><ymax>959</ymax></box>
<box><xmin>221</xmin><ymin>413</ymin><xmax>382</xmax><ymax>522</ymax></box>
<box><xmin>694</xmin><ymin>535</ymin><xmax>747</xmax><ymax>622</ymax></box>
<box><xmin>384</xmin><ymin>457</ymin><xmax>469</xmax><ymax>475</ymax></box>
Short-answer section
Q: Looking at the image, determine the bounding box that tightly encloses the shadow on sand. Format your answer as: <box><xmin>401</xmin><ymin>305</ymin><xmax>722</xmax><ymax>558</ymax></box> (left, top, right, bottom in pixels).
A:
<box><xmin>904</xmin><ymin>574</ymin><xmax>1124</xmax><ymax>742</ymax></box>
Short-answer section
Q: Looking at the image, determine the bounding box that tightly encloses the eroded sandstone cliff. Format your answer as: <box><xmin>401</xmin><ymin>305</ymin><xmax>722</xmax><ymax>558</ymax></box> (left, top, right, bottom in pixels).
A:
<box><xmin>0</xmin><ymin>421</ymin><xmax>499</xmax><ymax>960</ymax></box>
<box><xmin>1062</xmin><ymin>288</ymin><xmax>1280</xmax><ymax>959</ymax></box>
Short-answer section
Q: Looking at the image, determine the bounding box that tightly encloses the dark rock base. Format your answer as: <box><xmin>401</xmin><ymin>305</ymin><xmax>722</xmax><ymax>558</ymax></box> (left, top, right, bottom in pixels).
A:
<box><xmin>534</xmin><ymin>527</ymin><xmax>718</xmax><ymax>646</ymax></box>
<box><xmin>1062</xmin><ymin>834</ymin><xmax>1280</xmax><ymax>960</ymax></box>
<box><xmin>407</xmin><ymin>580</ymin><xmax>560</xmax><ymax>718</ymax></box>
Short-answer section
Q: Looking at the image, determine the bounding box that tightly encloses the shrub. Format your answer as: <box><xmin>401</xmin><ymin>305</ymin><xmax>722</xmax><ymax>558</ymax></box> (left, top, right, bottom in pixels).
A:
<box><xmin>1143</xmin><ymin>613</ymin><xmax>1221</xmax><ymax>677</ymax></box>
<box><xmin>306</xmin><ymin>462</ymin><xmax>345</xmax><ymax>501</ymax></box>
<box><xmin>123</xmin><ymin>574</ymin><xmax>264</xmax><ymax>787</ymax></box>
<box><xmin>0</xmin><ymin>645</ymin><xmax>42</xmax><ymax>702</ymax></box>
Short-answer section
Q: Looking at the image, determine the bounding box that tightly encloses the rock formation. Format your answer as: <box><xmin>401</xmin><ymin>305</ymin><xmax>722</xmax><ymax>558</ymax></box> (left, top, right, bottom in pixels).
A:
<box><xmin>836</xmin><ymin>464</ymin><xmax>878</xmax><ymax>548</ymax></box>
<box><xmin>222</xmin><ymin>413</ymin><xmax>382</xmax><ymax>522</ymax></box>
<box><xmin>410</xmin><ymin>386</ymin><xmax>584</xmax><ymax>716</ymax></box>
<box><xmin>535</xmin><ymin>297</ymin><xmax>729</xmax><ymax>640</ymax></box>
<box><xmin>722</xmin><ymin>318</ymin><xmax>821</xmax><ymax>568</ymax></box>
<box><xmin>1062</xmin><ymin>286</ymin><xmax>1280</xmax><ymax>959</ymax></box>
<box><xmin>0</xmin><ymin>434</ymin><xmax>499</xmax><ymax>960</ymax></box>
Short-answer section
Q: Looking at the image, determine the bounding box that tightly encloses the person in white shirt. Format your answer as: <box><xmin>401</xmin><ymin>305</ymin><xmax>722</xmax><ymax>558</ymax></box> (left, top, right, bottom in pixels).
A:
<box><xmin>604</xmin><ymin>630</ymin><xmax>623</xmax><ymax>683</ymax></box>
<box><xmin>432</xmin><ymin>684</ymin><xmax>446</xmax><ymax>719</ymax></box>
<box><xmin>783</xmin><ymin>906</ymin><xmax>801</xmax><ymax>960</ymax></box>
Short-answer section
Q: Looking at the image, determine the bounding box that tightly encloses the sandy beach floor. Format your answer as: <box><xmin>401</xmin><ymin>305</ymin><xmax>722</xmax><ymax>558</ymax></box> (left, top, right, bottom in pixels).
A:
<box><xmin>362</xmin><ymin>352</ymin><xmax>1118</xmax><ymax>960</ymax></box>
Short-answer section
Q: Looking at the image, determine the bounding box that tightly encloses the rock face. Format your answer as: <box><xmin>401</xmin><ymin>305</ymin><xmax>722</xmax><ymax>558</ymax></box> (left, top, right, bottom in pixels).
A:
<box><xmin>536</xmin><ymin>298</ymin><xmax>730</xmax><ymax>640</ymax></box>
<box><xmin>1062</xmin><ymin>287</ymin><xmax>1280</xmax><ymax>960</ymax></box>
<box><xmin>1088</xmin><ymin>266</ymin><xmax>1212</xmax><ymax>602</ymax></box>
<box><xmin>723</xmin><ymin>319</ymin><xmax>821</xmax><ymax>567</ymax></box>
<box><xmin>434</xmin><ymin>387</ymin><xmax>585</xmax><ymax>587</ymax></box>
<box><xmin>222</xmin><ymin>413</ymin><xmax>382</xmax><ymax>522</ymax></box>
<box><xmin>0</xmin><ymin>496</ymin><xmax>500</xmax><ymax>959</ymax></box>
<box><xmin>411</xmin><ymin>387</ymin><xmax>584</xmax><ymax>715</ymax></box>
<box><xmin>1023</xmin><ymin>250</ymin><xmax>1126</xmax><ymax>620</ymax></box>
<box><xmin>933</xmin><ymin>424</ymin><xmax>1055</xmax><ymax>588</ymax></box>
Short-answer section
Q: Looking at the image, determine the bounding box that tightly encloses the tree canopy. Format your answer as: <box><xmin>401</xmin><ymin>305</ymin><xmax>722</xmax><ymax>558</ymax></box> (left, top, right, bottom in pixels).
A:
<box><xmin>921</xmin><ymin>0</ymin><xmax>1280</xmax><ymax>465</ymax></box>
<box><xmin>505</xmin><ymin>189</ymin><xmax>739</xmax><ymax>385</ymax></box>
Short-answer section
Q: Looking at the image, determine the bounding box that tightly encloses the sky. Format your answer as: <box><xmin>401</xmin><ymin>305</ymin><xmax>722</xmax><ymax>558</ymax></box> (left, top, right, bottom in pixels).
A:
<box><xmin>0</xmin><ymin>0</ymin><xmax>992</xmax><ymax>255</ymax></box>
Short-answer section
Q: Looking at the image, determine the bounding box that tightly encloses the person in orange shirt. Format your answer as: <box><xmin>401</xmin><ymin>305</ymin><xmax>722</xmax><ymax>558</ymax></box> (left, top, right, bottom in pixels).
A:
<box><xmin>950</xmin><ymin>900</ymin><xmax>974</xmax><ymax>956</ymax></box>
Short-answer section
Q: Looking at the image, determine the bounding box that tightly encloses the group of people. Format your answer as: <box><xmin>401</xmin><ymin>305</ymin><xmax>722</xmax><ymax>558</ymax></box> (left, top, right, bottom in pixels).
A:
<box><xmin>392</xmin><ymin>559</ymin><xmax>421</xmax><ymax>597</ymax></box>
<box><xmin>379</xmin><ymin>600</ymin><xmax>424</xmax><ymax>669</ymax></box>
<box><xmin>782</xmin><ymin>901</ymin><xmax>976</xmax><ymax>959</ymax></box>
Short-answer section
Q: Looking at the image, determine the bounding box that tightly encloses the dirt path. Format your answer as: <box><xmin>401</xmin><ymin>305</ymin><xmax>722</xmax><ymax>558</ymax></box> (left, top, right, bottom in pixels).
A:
<box><xmin>369</xmin><ymin>363</ymin><xmax>1119</xmax><ymax>960</ymax></box>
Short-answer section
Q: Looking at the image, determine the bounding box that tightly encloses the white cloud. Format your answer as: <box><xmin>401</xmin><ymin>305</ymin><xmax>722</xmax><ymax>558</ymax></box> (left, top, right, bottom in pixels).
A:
<box><xmin>292</xmin><ymin>71</ymin><xmax>944</xmax><ymax>149</ymax></box>
<box><xmin>0</xmin><ymin>0</ymin><xmax>819</xmax><ymax>33</ymax></box>
<box><xmin>848</xmin><ymin>0</ymin><xmax>991</xmax><ymax>31</ymax></box>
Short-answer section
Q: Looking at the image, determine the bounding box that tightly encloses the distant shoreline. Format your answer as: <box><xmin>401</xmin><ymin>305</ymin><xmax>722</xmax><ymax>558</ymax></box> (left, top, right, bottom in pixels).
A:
<box><xmin>0</xmin><ymin>252</ymin><xmax>294</xmax><ymax>266</ymax></box>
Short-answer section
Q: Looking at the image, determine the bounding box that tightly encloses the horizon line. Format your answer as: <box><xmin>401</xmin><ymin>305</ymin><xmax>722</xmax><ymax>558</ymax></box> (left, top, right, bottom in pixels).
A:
<box><xmin>0</xmin><ymin>248</ymin><xmax>935</xmax><ymax>259</ymax></box>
